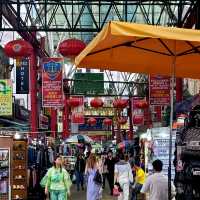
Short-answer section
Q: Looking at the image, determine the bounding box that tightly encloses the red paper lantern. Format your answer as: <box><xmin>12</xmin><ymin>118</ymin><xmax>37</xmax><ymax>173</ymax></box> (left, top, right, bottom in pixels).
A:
<box><xmin>87</xmin><ymin>117</ymin><xmax>97</xmax><ymax>126</ymax></box>
<box><xmin>4</xmin><ymin>39</ymin><xmax>33</xmax><ymax>58</ymax></box>
<box><xmin>133</xmin><ymin>115</ymin><xmax>144</xmax><ymax>125</ymax></box>
<box><xmin>68</xmin><ymin>98</ymin><xmax>81</xmax><ymax>107</ymax></box>
<box><xmin>103</xmin><ymin>118</ymin><xmax>112</xmax><ymax>126</ymax></box>
<box><xmin>118</xmin><ymin>117</ymin><xmax>127</xmax><ymax>125</ymax></box>
<box><xmin>135</xmin><ymin>100</ymin><xmax>148</xmax><ymax>109</ymax></box>
<box><xmin>113</xmin><ymin>99</ymin><xmax>128</xmax><ymax>109</ymax></box>
<box><xmin>71</xmin><ymin>113</ymin><xmax>84</xmax><ymax>124</ymax></box>
<box><xmin>90</xmin><ymin>98</ymin><xmax>104</xmax><ymax>108</ymax></box>
<box><xmin>58</xmin><ymin>39</ymin><xmax>86</xmax><ymax>57</ymax></box>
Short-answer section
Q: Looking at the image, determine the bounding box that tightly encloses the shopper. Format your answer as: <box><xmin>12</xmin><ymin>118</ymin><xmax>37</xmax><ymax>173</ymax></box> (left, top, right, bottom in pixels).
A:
<box><xmin>141</xmin><ymin>159</ymin><xmax>176</xmax><ymax>200</ymax></box>
<box><xmin>85</xmin><ymin>153</ymin><xmax>102</xmax><ymax>200</ymax></box>
<box><xmin>98</xmin><ymin>153</ymin><xmax>107</xmax><ymax>189</ymax></box>
<box><xmin>104</xmin><ymin>150</ymin><xmax>116</xmax><ymax>195</ymax></box>
<box><xmin>45</xmin><ymin>156</ymin><xmax>72</xmax><ymax>200</ymax></box>
<box><xmin>131</xmin><ymin>162</ymin><xmax>146</xmax><ymax>200</ymax></box>
<box><xmin>114</xmin><ymin>151</ymin><xmax>133</xmax><ymax>200</ymax></box>
<box><xmin>75</xmin><ymin>153</ymin><xmax>85</xmax><ymax>191</ymax></box>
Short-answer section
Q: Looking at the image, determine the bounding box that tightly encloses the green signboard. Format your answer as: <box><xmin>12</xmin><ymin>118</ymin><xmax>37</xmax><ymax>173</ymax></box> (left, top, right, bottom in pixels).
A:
<box><xmin>73</xmin><ymin>73</ymin><xmax>104</xmax><ymax>95</ymax></box>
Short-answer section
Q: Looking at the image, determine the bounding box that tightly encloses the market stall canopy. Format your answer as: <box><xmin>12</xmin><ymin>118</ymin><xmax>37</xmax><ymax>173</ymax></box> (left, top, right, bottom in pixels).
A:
<box><xmin>65</xmin><ymin>134</ymin><xmax>93</xmax><ymax>143</ymax></box>
<box><xmin>75</xmin><ymin>21</ymin><xmax>200</xmax><ymax>78</ymax></box>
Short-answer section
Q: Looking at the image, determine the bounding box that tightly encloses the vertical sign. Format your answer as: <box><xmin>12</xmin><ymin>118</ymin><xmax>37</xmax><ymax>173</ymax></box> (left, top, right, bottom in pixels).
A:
<box><xmin>131</xmin><ymin>97</ymin><xmax>144</xmax><ymax>126</ymax></box>
<box><xmin>16</xmin><ymin>58</ymin><xmax>29</xmax><ymax>94</ymax></box>
<box><xmin>149</xmin><ymin>75</ymin><xmax>170</xmax><ymax>105</ymax></box>
<box><xmin>42</xmin><ymin>58</ymin><xmax>63</xmax><ymax>107</ymax></box>
<box><xmin>0</xmin><ymin>80</ymin><xmax>12</xmax><ymax>116</ymax></box>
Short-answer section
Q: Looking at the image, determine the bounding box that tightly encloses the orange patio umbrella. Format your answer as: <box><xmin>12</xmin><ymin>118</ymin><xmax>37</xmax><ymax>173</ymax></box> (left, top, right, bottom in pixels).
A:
<box><xmin>75</xmin><ymin>21</ymin><xmax>200</xmax><ymax>199</ymax></box>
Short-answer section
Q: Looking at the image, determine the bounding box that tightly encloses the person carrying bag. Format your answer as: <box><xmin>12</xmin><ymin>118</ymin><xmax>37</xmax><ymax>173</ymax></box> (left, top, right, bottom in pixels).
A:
<box><xmin>44</xmin><ymin>156</ymin><xmax>72</xmax><ymax>200</ymax></box>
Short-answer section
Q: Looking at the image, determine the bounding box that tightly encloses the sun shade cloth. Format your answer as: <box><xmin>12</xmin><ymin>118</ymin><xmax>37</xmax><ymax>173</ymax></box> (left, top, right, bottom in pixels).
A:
<box><xmin>75</xmin><ymin>21</ymin><xmax>200</xmax><ymax>78</ymax></box>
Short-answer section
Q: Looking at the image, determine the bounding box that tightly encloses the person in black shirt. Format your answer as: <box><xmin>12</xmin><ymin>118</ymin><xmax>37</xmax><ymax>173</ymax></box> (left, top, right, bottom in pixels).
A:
<box><xmin>75</xmin><ymin>154</ymin><xmax>86</xmax><ymax>191</ymax></box>
<box><xmin>104</xmin><ymin>150</ymin><xmax>116</xmax><ymax>195</ymax></box>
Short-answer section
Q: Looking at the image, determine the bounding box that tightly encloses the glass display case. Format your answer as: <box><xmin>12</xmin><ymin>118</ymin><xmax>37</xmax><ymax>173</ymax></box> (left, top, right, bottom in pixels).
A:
<box><xmin>0</xmin><ymin>148</ymin><xmax>10</xmax><ymax>200</ymax></box>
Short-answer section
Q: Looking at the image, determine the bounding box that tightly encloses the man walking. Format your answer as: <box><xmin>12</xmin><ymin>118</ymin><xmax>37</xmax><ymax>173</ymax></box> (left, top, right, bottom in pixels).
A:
<box><xmin>75</xmin><ymin>154</ymin><xmax>85</xmax><ymax>191</ymax></box>
<box><xmin>140</xmin><ymin>159</ymin><xmax>176</xmax><ymax>200</ymax></box>
<box><xmin>104</xmin><ymin>150</ymin><xmax>116</xmax><ymax>195</ymax></box>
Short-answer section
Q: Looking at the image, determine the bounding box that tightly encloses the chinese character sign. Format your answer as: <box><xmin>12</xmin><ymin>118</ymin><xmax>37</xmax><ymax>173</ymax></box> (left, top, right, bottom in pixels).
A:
<box><xmin>42</xmin><ymin>58</ymin><xmax>63</xmax><ymax>107</ymax></box>
<box><xmin>149</xmin><ymin>75</ymin><xmax>170</xmax><ymax>105</ymax></box>
<box><xmin>16</xmin><ymin>58</ymin><xmax>29</xmax><ymax>94</ymax></box>
<box><xmin>0</xmin><ymin>80</ymin><xmax>12</xmax><ymax>116</ymax></box>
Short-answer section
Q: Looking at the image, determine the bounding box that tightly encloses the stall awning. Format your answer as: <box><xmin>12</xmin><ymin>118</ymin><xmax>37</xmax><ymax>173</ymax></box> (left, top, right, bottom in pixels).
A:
<box><xmin>75</xmin><ymin>21</ymin><xmax>200</xmax><ymax>78</ymax></box>
<box><xmin>0</xmin><ymin>118</ymin><xmax>29</xmax><ymax>130</ymax></box>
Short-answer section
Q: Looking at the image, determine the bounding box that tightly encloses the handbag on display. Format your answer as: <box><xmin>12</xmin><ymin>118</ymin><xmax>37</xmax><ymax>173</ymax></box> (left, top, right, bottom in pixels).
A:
<box><xmin>93</xmin><ymin>170</ymin><xmax>103</xmax><ymax>186</ymax></box>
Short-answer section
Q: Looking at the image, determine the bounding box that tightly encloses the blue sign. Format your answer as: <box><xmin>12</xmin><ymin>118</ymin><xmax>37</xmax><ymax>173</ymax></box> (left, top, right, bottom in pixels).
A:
<box><xmin>16</xmin><ymin>58</ymin><xmax>29</xmax><ymax>94</ymax></box>
<box><xmin>43</xmin><ymin>61</ymin><xmax>62</xmax><ymax>80</ymax></box>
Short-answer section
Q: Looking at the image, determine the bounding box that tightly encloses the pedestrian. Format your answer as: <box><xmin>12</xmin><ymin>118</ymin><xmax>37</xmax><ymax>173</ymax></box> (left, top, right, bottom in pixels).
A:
<box><xmin>85</xmin><ymin>153</ymin><xmax>102</xmax><ymax>200</ymax></box>
<box><xmin>140</xmin><ymin>159</ymin><xmax>176</xmax><ymax>200</ymax></box>
<box><xmin>104</xmin><ymin>150</ymin><xmax>116</xmax><ymax>195</ymax></box>
<box><xmin>45</xmin><ymin>155</ymin><xmax>72</xmax><ymax>200</ymax></box>
<box><xmin>98</xmin><ymin>153</ymin><xmax>107</xmax><ymax>189</ymax></box>
<box><xmin>131</xmin><ymin>162</ymin><xmax>146</xmax><ymax>200</ymax></box>
<box><xmin>114</xmin><ymin>151</ymin><xmax>133</xmax><ymax>200</ymax></box>
<box><xmin>75</xmin><ymin>153</ymin><xmax>85</xmax><ymax>191</ymax></box>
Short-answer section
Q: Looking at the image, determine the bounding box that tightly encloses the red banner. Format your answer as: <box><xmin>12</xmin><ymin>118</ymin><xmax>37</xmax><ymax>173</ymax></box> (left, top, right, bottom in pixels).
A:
<box><xmin>149</xmin><ymin>75</ymin><xmax>170</xmax><ymax>105</ymax></box>
<box><xmin>42</xmin><ymin>58</ymin><xmax>63</xmax><ymax>107</ymax></box>
<box><xmin>131</xmin><ymin>97</ymin><xmax>144</xmax><ymax>126</ymax></box>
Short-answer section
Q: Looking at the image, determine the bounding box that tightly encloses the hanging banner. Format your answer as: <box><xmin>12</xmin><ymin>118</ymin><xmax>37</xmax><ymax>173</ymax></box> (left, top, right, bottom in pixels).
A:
<box><xmin>131</xmin><ymin>97</ymin><xmax>144</xmax><ymax>126</ymax></box>
<box><xmin>42</xmin><ymin>58</ymin><xmax>63</xmax><ymax>107</ymax></box>
<box><xmin>149</xmin><ymin>75</ymin><xmax>170</xmax><ymax>105</ymax></box>
<box><xmin>16</xmin><ymin>58</ymin><xmax>29</xmax><ymax>94</ymax></box>
<box><xmin>0</xmin><ymin>80</ymin><xmax>12</xmax><ymax>116</ymax></box>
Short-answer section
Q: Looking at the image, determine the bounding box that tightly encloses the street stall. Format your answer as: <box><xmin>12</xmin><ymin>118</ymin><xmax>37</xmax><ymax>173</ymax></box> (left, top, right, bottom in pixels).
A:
<box><xmin>75</xmin><ymin>21</ymin><xmax>200</xmax><ymax>199</ymax></box>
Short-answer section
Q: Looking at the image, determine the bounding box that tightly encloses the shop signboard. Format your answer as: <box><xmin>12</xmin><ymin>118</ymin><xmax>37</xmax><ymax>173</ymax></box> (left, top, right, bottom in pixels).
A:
<box><xmin>15</xmin><ymin>104</ymin><xmax>30</xmax><ymax>121</ymax></box>
<box><xmin>16</xmin><ymin>58</ymin><xmax>29</xmax><ymax>94</ymax></box>
<box><xmin>150</xmin><ymin>127</ymin><xmax>176</xmax><ymax>179</ymax></box>
<box><xmin>0</xmin><ymin>80</ymin><xmax>12</xmax><ymax>116</ymax></box>
<box><xmin>149</xmin><ymin>75</ymin><xmax>170</xmax><ymax>105</ymax></box>
<box><xmin>73</xmin><ymin>73</ymin><xmax>104</xmax><ymax>95</ymax></box>
<box><xmin>39</xmin><ymin>114</ymin><xmax>49</xmax><ymax>129</ymax></box>
<box><xmin>42</xmin><ymin>58</ymin><xmax>63</xmax><ymax>107</ymax></box>
<box><xmin>79</xmin><ymin>117</ymin><xmax>112</xmax><ymax>131</ymax></box>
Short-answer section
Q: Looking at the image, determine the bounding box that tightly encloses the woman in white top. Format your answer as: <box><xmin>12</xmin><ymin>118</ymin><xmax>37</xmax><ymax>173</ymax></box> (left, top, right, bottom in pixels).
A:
<box><xmin>114</xmin><ymin>151</ymin><xmax>133</xmax><ymax>200</ymax></box>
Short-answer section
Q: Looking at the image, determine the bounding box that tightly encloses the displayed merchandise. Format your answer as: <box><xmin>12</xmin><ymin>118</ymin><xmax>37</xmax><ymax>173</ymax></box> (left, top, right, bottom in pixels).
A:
<box><xmin>12</xmin><ymin>140</ymin><xmax>27</xmax><ymax>200</ymax></box>
<box><xmin>175</xmin><ymin>105</ymin><xmax>200</xmax><ymax>200</ymax></box>
<box><xmin>0</xmin><ymin>149</ymin><xmax>10</xmax><ymax>200</ymax></box>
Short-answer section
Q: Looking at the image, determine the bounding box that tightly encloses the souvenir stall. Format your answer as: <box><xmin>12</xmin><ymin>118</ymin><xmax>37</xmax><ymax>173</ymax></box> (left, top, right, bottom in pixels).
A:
<box><xmin>0</xmin><ymin>132</ymin><xmax>28</xmax><ymax>200</ymax></box>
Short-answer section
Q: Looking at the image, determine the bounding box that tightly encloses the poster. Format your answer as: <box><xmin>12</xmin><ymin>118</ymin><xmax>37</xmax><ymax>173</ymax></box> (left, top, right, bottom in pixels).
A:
<box><xmin>0</xmin><ymin>80</ymin><xmax>12</xmax><ymax>116</ymax></box>
<box><xmin>16</xmin><ymin>58</ymin><xmax>29</xmax><ymax>94</ymax></box>
<box><xmin>42</xmin><ymin>58</ymin><xmax>63</xmax><ymax>107</ymax></box>
<box><xmin>149</xmin><ymin>75</ymin><xmax>170</xmax><ymax>105</ymax></box>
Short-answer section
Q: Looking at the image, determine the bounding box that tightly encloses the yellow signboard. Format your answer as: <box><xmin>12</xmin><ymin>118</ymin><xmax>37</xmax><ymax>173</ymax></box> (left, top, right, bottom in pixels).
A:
<box><xmin>0</xmin><ymin>80</ymin><xmax>12</xmax><ymax>116</ymax></box>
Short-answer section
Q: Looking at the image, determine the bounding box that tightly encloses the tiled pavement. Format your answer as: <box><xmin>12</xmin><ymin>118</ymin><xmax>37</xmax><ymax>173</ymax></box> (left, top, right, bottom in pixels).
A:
<box><xmin>70</xmin><ymin>184</ymin><xmax>116</xmax><ymax>200</ymax></box>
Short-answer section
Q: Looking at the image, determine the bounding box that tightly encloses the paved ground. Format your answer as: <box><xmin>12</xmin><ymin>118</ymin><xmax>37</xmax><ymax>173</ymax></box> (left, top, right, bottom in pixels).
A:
<box><xmin>71</xmin><ymin>183</ymin><xmax>116</xmax><ymax>200</ymax></box>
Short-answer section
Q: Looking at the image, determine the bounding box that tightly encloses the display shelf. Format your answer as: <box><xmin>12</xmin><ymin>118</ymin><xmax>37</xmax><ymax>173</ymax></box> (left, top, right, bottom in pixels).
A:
<box><xmin>12</xmin><ymin>140</ymin><xmax>27</xmax><ymax>200</ymax></box>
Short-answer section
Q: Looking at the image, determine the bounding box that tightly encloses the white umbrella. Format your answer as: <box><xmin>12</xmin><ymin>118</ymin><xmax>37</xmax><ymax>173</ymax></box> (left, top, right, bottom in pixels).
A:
<box><xmin>65</xmin><ymin>134</ymin><xmax>93</xmax><ymax>143</ymax></box>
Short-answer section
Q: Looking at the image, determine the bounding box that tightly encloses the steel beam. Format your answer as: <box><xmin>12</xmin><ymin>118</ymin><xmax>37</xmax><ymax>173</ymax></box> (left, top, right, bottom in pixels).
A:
<box><xmin>1</xmin><ymin>0</ymin><xmax>197</xmax><ymax>32</ymax></box>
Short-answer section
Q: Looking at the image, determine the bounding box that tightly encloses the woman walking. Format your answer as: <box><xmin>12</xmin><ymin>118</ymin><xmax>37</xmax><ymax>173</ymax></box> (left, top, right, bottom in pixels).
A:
<box><xmin>85</xmin><ymin>154</ymin><xmax>102</xmax><ymax>200</ymax></box>
<box><xmin>45</xmin><ymin>156</ymin><xmax>72</xmax><ymax>200</ymax></box>
<box><xmin>114</xmin><ymin>151</ymin><xmax>133</xmax><ymax>200</ymax></box>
